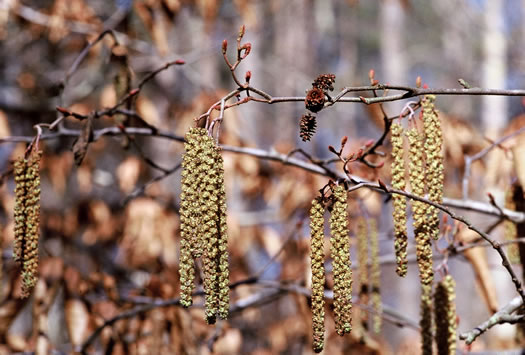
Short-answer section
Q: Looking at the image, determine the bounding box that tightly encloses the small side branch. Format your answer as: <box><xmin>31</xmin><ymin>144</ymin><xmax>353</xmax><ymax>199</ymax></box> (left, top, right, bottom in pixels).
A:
<box><xmin>459</xmin><ymin>297</ymin><xmax>524</xmax><ymax>345</ymax></box>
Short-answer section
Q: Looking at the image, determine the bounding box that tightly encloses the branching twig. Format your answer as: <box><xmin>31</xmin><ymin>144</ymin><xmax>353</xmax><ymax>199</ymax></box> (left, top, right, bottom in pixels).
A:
<box><xmin>459</xmin><ymin>296</ymin><xmax>524</xmax><ymax>345</ymax></box>
<box><xmin>462</xmin><ymin>126</ymin><xmax>525</xmax><ymax>200</ymax></box>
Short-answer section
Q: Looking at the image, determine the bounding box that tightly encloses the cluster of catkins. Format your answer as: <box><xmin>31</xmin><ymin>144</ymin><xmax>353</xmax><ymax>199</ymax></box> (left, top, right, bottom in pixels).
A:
<box><xmin>179</xmin><ymin>127</ymin><xmax>229</xmax><ymax>324</ymax></box>
<box><xmin>390</xmin><ymin>95</ymin><xmax>457</xmax><ymax>355</ymax></box>
<box><xmin>309</xmin><ymin>184</ymin><xmax>353</xmax><ymax>353</ymax></box>
<box><xmin>13</xmin><ymin>149</ymin><xmax>42</xmax><ymax>298</ymax></box>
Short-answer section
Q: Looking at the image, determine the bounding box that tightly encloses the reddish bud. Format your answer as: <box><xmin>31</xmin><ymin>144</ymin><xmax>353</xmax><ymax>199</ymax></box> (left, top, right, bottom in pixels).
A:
<box><xmin>416</xmin><ymin>76</ymin><xmax>422</xmax><ymax>88</ymax></box>
<box><xmin>369</xmin><ymin>69</ymin><xmax>375</xmax><ymax>80</ymax></box>
<box><xmin>328</xmin><ymin>145</ymin><xmax>338</xmax><ymax>154</ymax></box>
<box><xmin>341</xmin><ymin>136</ymin><xmax>348</xmax><ymax>147</ymax></box>
<box><xmin>423</xmin><ymin>83</ymin><xmax>428</xmax><ymax>89</ymax></box>
<box><xmin>238</xmin><ymin>25</ymin><xmax>245</xmax><ymax>39</ymax></box>
<box><xmin>56</xmin><ymin>106</ymin><xmax>70</xmax><ymax>115</ymax></box>
<box><xmin>222</xmin><ymin>39</ymin><xmax>228</xmax><ymax>54</ymax></box>
<box><xmin>442</xmin><ymin>215</ymin><xmax>448</xmax><ymax>224</ymax></box>
<box><xmin>245</xmin><ymin>71</ymin><xmax>251</xmax><ymax>83</ymax></box>
<box><xmin>240</xmin><ymin>43</ymin><xmax>251</xmax><ymax>59</ymax></box>
<box><xmin>371</xmin><ymin>79</ymin><xmax>379</xmax><ymax>86</ymax></box>
<box><xmin>359</xmin><ymin>96</ymin><xmax>368</xmax><ymax>104</ymax></box>
<box><xmin>175</xmin><ymin>59</ymin><xmax>185</xmax><ymax>65</ymax></box>
<box><xmin>364</xmin><ymin>139</ymin><xmax>375</xmax><ymax>148</ymax></box>
<box><xmin>487</xmin><ymin>192</ymin><xmax>496</xmax><ymax>205</ymax></box>
<box><xmin>129</xmin><ymin>88</ymin><xmax>139</xmax><ymax>97</ymax></box>
<box><xmin>356</xmin><ymin>148</ymin><xmax>363</xmax><ymax>158</ymax></box>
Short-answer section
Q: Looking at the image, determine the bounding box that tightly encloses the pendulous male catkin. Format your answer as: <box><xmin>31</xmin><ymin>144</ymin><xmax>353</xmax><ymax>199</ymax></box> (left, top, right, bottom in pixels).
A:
<box><xmin>390</xmin><ymin>122</ymin><xmax>408</xmax><ymax>277</ymax></box>
<box><xmin>179</xmin><ymin>127</ymin><xmax>230</xmax><ymax>323</ymax></box>
<box><xmin>310</xmin><ymin>197</ymin><xmax>326</xmax><ymax>353</ymax></box>
<box><xmin>420</xmin><ymin>283</ymin><xmax>434</xmax><ymax>355</ymax></box>
<box><xmin>422</xmin><ymin>95</ymin><xmax>444</xmax><ymax>241</ymax></box>
<box><xmin>407</xmin><ymin>127</ymin><xmax>434</xmax><ymax>286</ymax></box>
<box><xmin>434</xmin><ymin>275</ymin><xmax>457</xmax><ymax>355</ymax></box>
<box><xmin>13</xmin><ymin>150</ymin><xmax>42</xmax><ymax>298</ymax></box>
<box><xmin>330</xmin><ymin>184</ymin><xmax>352</xmax><ymax>336</ymax></box>
<box><xmin>369</xmin><ymin>219</ymin><xmax>382</xmax><ymax>334</ymax></box>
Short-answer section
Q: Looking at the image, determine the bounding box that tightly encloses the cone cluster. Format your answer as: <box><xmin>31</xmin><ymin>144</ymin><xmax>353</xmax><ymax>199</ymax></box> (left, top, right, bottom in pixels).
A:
<box><xmin>179</xmin><ymin>127</ymin><xmax>229</xmax><ymax>324</ymax></box>
<box><xmin>13</xmin><ymin>150</ymin><xmax>42</xmax><ymax>298</ymax></box>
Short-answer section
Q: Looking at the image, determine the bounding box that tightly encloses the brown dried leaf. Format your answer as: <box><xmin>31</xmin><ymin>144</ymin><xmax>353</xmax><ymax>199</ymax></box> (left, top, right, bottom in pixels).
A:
<box><xmin>512</xmin><ymin>134</ymin><xmax>525</xmax><ymax>189</ymax></box>
<box><xmin>116</xmin><ymin>156</ymin><xmax>142</xmax><ymax>193</ymax></box>
<box><xmin>72</xmin><ymin>115</ymin><xmax>94</xmax><ymax>166</ymax></box>
<box><xmin>65</xmin><ymin>298</ymin><xmax>89</xmax><ymax>347</ymax></box>
<box><xmin>457</xmin><ymin>229</ymin><xmax>499</xmax><ymax>313</ymax></box>
<box><xmin>0</xmin><ymin>110</ymin><xmax>10</xmax><ymax>138</ymax></box>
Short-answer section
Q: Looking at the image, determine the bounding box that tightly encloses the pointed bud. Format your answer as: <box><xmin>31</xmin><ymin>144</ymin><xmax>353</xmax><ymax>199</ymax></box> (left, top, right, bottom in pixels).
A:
<box><xmin>238</xmin><ymin>25</ymin><xmax>245</xmax><ymax>39</ymax></box>
<box><xmin>341</xmin><ymin>136</ymin><xmax>348</xmax><ymax>147</ymax></box>
<box><xmin>369</xmin><ymin>69</ymin><xmax>375</xmax><ymax>80</ymax></box>
<box><xmin>371</xmin><ymin>79</ymin><xmax>379</xmax><ymax>86</ymax></box>
<box><xmin>222</xmin><ymin>40</ymin><xmax>228</xmax><ymax>54</ymax></box>
<box><xmin>364</xmin><ymin>139</ymin><xmax>375</xmax><ymax>148</ymax></box>
<box><xmin>129</xmin><ymin>88</ymin><xmax>139</xmax><ymax>97</ymax></box>
<box><xmin>175</xmin><ymin>59</ymin><xmax>185</xmax><ymax>65</ymax></box>
<box><xmin>416</xmin><ymin>76</ymin><xmax>422</xmax><ymax>88</ymax></box>
<box><xmin>328</xmin><ymin>145</ymin><xmax>337</xmax><ymax>155</ymax></box>
<box><xmin>245</xmin><ymin>71</ymin><xmax>251</xmax><ymax>83</ymax></box>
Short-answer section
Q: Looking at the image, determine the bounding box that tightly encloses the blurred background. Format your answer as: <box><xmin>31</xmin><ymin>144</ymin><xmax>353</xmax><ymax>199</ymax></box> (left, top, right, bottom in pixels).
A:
<box><xmin>0</xmin><ymin>0</ymin><xmax>524</xmax><ymax>354</ymax></box>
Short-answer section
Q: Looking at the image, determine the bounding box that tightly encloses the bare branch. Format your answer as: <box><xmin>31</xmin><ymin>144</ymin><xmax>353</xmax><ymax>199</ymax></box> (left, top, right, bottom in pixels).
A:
<box><xmin>459</xmin><ymin>296</ymin><xmax>524</xmax><ymax>345</ymax></box>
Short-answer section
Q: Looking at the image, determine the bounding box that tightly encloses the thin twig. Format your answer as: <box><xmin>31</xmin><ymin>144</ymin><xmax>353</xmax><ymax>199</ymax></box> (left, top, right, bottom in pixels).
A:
<box><xmin>459</xmin><ymin>296</ymin><xmax>524</xmax><ymax>345</ymax></box>
<box><xmin>462</xmin><ymin>126</ymin><xmax>525</xmax><ymax>199</ymax></box>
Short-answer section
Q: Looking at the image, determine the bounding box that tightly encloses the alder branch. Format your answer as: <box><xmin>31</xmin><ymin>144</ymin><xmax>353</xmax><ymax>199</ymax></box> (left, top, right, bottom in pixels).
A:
<box><xmin>2</xmin><ymin>126</ymin><xmax>524</xmax><ymax>224</ymax></box>
<box><xmin>459</xmin><ymin>296</ymin><xmax>524</xmax><ymax>345</ymax></box>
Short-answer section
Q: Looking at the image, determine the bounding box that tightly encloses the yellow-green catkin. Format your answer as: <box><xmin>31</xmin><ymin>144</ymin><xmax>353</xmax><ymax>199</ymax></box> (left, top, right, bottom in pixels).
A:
<box><xmin>330</xmin><ymin>184</ymin><xmax>352</xmax><ymax>336</ymax></box>
<box><xmin>407</xmin><ymin>127</ymin><xmax>434</xmax><ymax>286</ymax></box>
<box><xmin>310</xmin><ymin>198</ymin><xmax>326</xmax><ymax>353</ymax></box>
<box><xmin>369</xmin><ymin>219</ymin><xmax>382</xmax><ymax>334</ymax></box>
<box><xmin>179</xmin><ymin>128</ymin><xmax>205</xmax><ymax>308</ymax></box>
<box><xmin>504</xmin><ymin>187</ymin><xmax>519</xmax><ymax>264</ymax></box>
<box><xmin>215</xmin><ymin>151</ymin><xmax>230</xmax><ymax>321</ymax></box>
<box><xmin>422</xmin><ymin>95</ymin><xmax>444</xmax><ymax>240</ymax></box>
<box><xmin>179</xmin><ymin>127</ymin><xmax>230</xmax><ymax>323</ymax></box>
<box><xmin>420</xmin><ymin>283</ymin><xmax>434</xmax><ymax>355</ymax></box>
<box><xmin>356</xmin><ymin>217</ymin><xmax>369</xmax><ymax>299</ymax></box>
<box><xmin>13</xmin><ymin>150</ymin><xmax>42</xmax><ymax>298</ymax></box>
<box><xmin>434</xmin><ymin>275</ymin><xmax>457</xmax><ymax>355</ymax></box>
<box><xmin>390</xmin><ymin>122</ymin><xmax>408</xmax><ymax>277</ymax></box>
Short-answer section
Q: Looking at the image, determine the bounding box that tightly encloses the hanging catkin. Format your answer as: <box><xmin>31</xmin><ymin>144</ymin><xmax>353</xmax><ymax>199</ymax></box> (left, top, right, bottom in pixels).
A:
<box><xmin>422</xmin><ymin>95</ymin><xmax>444</xmax><ymax>240</ymax></box>
<box><xmin>390</xmin><ymin>122</ymin><xmax>408</xmax><ymax>277</ymax></box>
<box><xmin>179</xmin><ymin>128</ymin><xmax>204</xmax><ymax>307</ymax></box>
<box><xmin>310</xmin><ymin>198</ymin><xmax>326</xmax><ymax>353</ymax></box>
<box><xmin>420</xmin><ymin>283</ymin><xmax>434</xmax><ymax>355</ymax></box>
<box><xmin>13</xmin><ymin>150</ymin><xmax>42</xmax><ymax>298</ymax></box>
<box><xmin>369</xmin><ymin>219</ymin><xmax>382</xmax><ymax>334</ymax></box>
<box><xmin>434</xmin><ymin>275</ymin><xmax>457</xmax><ymax>355</ymax></box>
<box><xmin>179</xmin><ymin>127</ymin><xmax>230</xmax><ymax>322</ymax></box>
<box><xmin>407</xmin><ymin>127</ymin><xmax>434</xmax><ymax>286</ymax></box>
<box><xmin>330</xmin><ymin>184</ymin><xmax>352</xmax><ymax>336</ymax></box>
